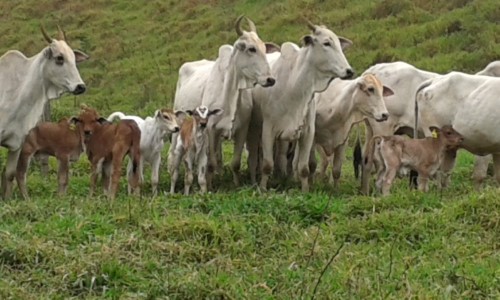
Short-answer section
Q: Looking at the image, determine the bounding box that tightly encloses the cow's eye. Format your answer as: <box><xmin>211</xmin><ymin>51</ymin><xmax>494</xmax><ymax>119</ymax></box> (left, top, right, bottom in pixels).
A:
<box><xmin>163</xmin><ymin>114</ymin><xmax>170</xmax><ymax>120</ymax></box>
<box><xmin>55</xmin><ymin>55</ymin><xmax>64</xmax><ymax>65</ymax></box>
<box><xmin>367</xmin><ymin>87</ymin><xmax>375</xmax><ymax>93</ymax></box>
<box><xmin>248</xmin><ymin>47</ymin><xmax>256</xmax><ymax>53</ymax></box>
<box><xmin>323</xmin><ymin>42</ymin><xmax>331</xmax><ymax>47</ymax></box>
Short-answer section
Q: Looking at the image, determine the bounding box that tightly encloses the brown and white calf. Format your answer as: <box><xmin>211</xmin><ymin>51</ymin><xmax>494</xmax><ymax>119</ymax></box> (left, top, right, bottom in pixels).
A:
<box><xmin>16</xmin><ymin>117</ymin><xmax>85</xmax><ymax>199</ymax></box>
<box><xmin>73</xmin><ymin>106</ymin><xmax>141</xmax><ymax>199</ymax></box>
<box><xmin>363</xmin><ymin>125</ymin><xmax>463</xmax><ymax>195</ymax></box>
<box><xmin>168</xmin><ymin>106</ymin><xmax>223</xmax><ymax>195</ymax></box>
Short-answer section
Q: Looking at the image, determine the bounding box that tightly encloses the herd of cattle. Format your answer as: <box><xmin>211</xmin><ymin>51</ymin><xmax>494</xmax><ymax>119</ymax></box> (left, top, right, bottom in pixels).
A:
<box><xmin>1</xmin><ymin>17</ymin><xmax>500</xmax><ymax>200</ymax></box>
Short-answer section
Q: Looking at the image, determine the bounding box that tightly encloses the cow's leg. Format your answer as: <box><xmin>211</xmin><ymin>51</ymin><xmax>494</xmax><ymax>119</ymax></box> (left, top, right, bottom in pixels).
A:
<box><xmin>381</xmin><ymin>167</ymin><xmax>397</xmax><ymax>196</ymax></box>
<box><xmin>260</xmin><ymin>121</ymin><xmax>274</xmax><ymax>191</ymax></box>
<box><xmin>2</xmin><ymin>149</ymin><xmax>21</xmax><ymax>199</ymax></box>
<box><xmin>184</xmin><ymin>151</ymin><xmax>195</xmax><ymax>195</ymax></box>
<box><xmin>472</xmin><ymin>154</ymin><xmax>491</xmax><ymax>189</ymax></box>
<box><xmin>296</xmin><ymin>128</ymin><xmax>315</xmax><ymax>193</ymax></box>
<box><xmin>417</xmin><ymin>171</ymin><xmax>430</xmax><ymax>193</ymax></box>
<box><xmin>150</xmin><ymin>154</ymin><xmax>161</xmax><ymax>197</ymax></box>
<box><xmin>438</xmin><ymin>149</ymin><xmax>458</xmax><ymax>189</ymax></box>
<box><xmin>197</xmin><ymin>148</ymin><xmax>208</xmax><ymax>194</ymax></box>
<box><xmin>331</xmin><ymin>144</ymin><xmax>347</xmax><ymax>189</ymax></box>
<box><xmin>169</xmin><ymin>147</ymin><xmax>183</xmax><ymax>194</ymax></box>
<box><xmin>57</xmin><ymin>155</ymin><xmax>70</xmax><ymax>196</ymax></box>
<box><xmin>102</xmin><ymin>160</ymin><xmax>112</xmax><ymax>195</ymax></box>
<box><xmin>207</xmin><ymin>128</ymin><xmax>219</xmax><ymax>175</ymax></box>
<box><xmin>491</xmin><ymin>154</ymin><xmax>500</xmax><ymax>186</ymax></box>
<box><xmin>247</xmin><ymin>135</ymin><xmax>260</xmax><ymax>185</ymax></box>
<box><xmin>128</xmin><ymin>154</ymin><xmax>141</xmax><ymax>196</ymax></box>
<box><xmin>89</xmin><ymin>158</ymin><xmax>104</xmax><ymax>198</ymax></box>
<box><xmin>16</xmin><ymin>147</ymin><xmax>35</xmax><ymax>200</ymax></box>
<box><xmin>315</xmin><ymin>145</ymin><xmax>330</xmax><ymax>181</ymax></box>
<box><xmin>275</xmin><ymin>141</ymin><xmax>289</xmax><ymax>178</ymax></box>
<box><xmin>231</xmin><ymin>126</ymin><xmax>248</xmax><ymax>187</ymax></box>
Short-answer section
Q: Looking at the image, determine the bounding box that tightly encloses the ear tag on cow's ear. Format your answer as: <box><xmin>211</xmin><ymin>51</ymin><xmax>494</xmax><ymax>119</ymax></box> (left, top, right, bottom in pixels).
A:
<box><xmin>431</xmin><ymin>129</ymin><xmax>438</xmax><ymax>139</ymax></box>
<box><xmin>69</xmin><ymin>124</ymin><xmax>76</xmax><ymax>131</ymax></box>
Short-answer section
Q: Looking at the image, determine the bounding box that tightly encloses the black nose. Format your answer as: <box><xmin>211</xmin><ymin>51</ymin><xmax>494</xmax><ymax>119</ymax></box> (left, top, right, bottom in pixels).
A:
<box><xmin>381</xmin><ymin>113</ymin><xmax>389</xmax><ymax>121</ymax></box>
<box><xmin>344</xmin><ymin>68</ymin><xmax>355</xmax><ymax>79</ymax></box>
<box><xmin>73</xmin><ymin>84</ymin><xmax>86</xmax><ymax>95</ymax></box>
<box><xmin>84</xmin><ymin>130</ymin><xmax>91</xmax><ymax>136</ymax></box>
<box><xmin>265</xmin><ymin>77</ymin><xmax>276</xmax><ymax>87</ymax></box>
<box><xmin>174</xmin><ymin>127</ymin><xmax>180</xmax><ymax>132</ymax></box>
<box><xmin>200</xmin><ymin>123</ymin><xmax>206</xmax><ymax>129</ymax></box>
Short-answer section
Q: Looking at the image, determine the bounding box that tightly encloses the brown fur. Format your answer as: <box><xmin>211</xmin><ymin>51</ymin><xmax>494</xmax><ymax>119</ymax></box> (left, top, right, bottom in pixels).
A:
<box><xmin>363</xmin><ymin>125</ymin><xmax>463</xmax><ymax>195</ymax></box>
<box><xmin>16</xmin><ymin>118</ymin><xmax>85</xmax><ymax>199</ymax></box>
<box><xmin>180</xmin><ymin>117</ymin><xmax>195</xmax><ymax>150</ymax></box>
<box><xmin>77</xmin><ymin>107</ymin><xmax>141</xmax><ymax>199</ymax></box>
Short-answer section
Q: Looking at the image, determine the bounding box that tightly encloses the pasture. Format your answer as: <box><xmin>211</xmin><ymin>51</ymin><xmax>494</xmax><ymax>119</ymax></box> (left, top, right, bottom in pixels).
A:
<box><xmin>1</xmin><ymin>0</ymin><xmax>500</xmax><ymax>298</ymax></box>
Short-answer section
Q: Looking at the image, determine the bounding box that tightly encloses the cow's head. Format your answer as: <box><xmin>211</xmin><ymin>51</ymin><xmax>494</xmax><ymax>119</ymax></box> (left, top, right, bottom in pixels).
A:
<box><xmin>41</xmin><ymin>26</ymin><xmax>89</xmax><ymax>97</ymax></box>
<box><xmin>301</xmin><ymin>20</ymin><xmax>354</xmax><ymax>80</ymax></box>
<box><xmin>232</xmin><ymin>15</ymin><xmax>276</xmax><ymax>88</ymax></box>
<box><xmin>70</xmin><ymin>106</ymin><xmax>108</xmax><ymax>141</ymax></box>
<box><xmin>155</xmin><ymin>108</ymin><xmax>185</xmax><ymax>133</ymax></box>
<box><xmin>429</xmin><ymin>125</ymin><xmax>464</xmax><ymax>150</ymax></box>
<box><xmin>354</xmin><ymin>73</ymin><xmax>392</xmax><ymax>122</ymax></box>
<box><xmin>185</xmin><ymin>106</ymin><xmax>224</xmax><ymax>130</ymax></box>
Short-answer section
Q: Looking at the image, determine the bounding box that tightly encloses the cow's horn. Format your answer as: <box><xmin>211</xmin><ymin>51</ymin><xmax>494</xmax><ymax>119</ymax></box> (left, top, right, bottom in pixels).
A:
<box><xmin>40</xmin><ymin>25</ymin><xmax>52</xmax><ymax>43</ymax></box>
<box><xmin>246</xmin><ymin>16</ymin><xmax>257</xmax><ymax>32</ymax></box>
<box><xmin>306</xmin><ymin>19</ymin><xmax>317</xmax><ymax>32</ymax></box>
<box><xmin>235</xmin><ymin>15</ymin><xmax>244</xmax><ymax>36</ymax></box>
<box><xmin>57</xmin><ymin>25</ymin><xmax>67</xmax><ymax>41</ymax></box>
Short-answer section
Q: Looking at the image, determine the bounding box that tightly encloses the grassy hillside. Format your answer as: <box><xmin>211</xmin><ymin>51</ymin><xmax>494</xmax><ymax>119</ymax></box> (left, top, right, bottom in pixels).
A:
<box><xmin>1</xmin><ymin>0</ymin><xmax>500</xmax><ymax>298</ymax></box>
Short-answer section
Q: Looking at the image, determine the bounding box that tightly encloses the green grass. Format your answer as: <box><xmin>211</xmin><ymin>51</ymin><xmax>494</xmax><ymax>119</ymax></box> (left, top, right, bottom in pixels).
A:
<box><xmin>1</xmin><ymin>0</ymin><xmax>500</xmax><ymax>298</ymax></box>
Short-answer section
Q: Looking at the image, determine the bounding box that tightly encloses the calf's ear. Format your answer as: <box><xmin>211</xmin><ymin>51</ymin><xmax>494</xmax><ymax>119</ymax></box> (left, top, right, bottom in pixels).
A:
<box><xmin>185</xmin><ymin>110</ymin><xmax>194</xmax><ymax>116</ymax></box>
<box><xmin>300</xmin><ymin>35</ymin><xmax>314</xmax><ymax>46</ymax></box>
<box><xmin>97</xmin><ymin>117</ymin><xmax>110</xmax><ymax>125</ymax></box>
<box><xmin>382</xmin><ymin>86</ymin><xmax>394</xmax><ymax>97</ymax></box>
<box><xmin>429</xmin><ymin>126</ymin><xmax>440</xmax><ymax>138</ymax></box>
<box><xmin>265</xmin><ymin>42</ymin><xmax>281</xmax><ymax>54</ymax></box>
<box><xmin>174</xmin><ymin>110</ymin><xmax>187</xmax><ymax>119</ymax></box>
<box><xmin>69</xmin><ymin>117</ymin><xmax>80</xmax><ymax>124</ymax></box>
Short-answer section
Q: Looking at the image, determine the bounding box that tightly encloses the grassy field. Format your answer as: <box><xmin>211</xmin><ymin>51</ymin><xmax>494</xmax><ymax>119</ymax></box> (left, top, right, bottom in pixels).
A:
<box><xmin>1</xmin><ymin>0</ymin><xmax>500</xmax><ymax>298</ymax></box>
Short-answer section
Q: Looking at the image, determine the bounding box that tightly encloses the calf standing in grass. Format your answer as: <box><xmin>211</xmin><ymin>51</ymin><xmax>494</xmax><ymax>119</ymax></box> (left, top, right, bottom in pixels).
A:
<box><xmin>169</xmin><ymin>106</ymin><xmax>223</xmax><ymax>195</ymax></box>
<box><xmin>75</xmin><ymin>106</ymin><xmax>141</xmax><ymax>199</ymax></box>
<box><xmin>16</xmin><ymin>117</ymin><xmax>86</xmax><ymax>199</ymax></box>
<box><xmin>107</xmin><ymin>108</ymin><xmax>184</xmax><ymax>197</ymax></box>
<box><xmin>363</xmin><ymin>125</ymin><xmax>463</xmax><ymax>195</ymax></box>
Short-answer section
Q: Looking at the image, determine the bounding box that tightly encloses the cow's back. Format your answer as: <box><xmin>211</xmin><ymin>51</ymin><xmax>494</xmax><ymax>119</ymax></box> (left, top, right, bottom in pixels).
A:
<box><xmin>174</xmin><ymin>59</ymin><xmax>214</xmax><ymax>111</ymax></box>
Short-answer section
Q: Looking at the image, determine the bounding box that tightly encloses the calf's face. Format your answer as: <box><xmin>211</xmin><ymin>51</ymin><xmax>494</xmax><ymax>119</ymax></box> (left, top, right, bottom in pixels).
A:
<box><xmin>155</xmin><ymin>108</ymin><xmax>184</xmax><ymax>133</ymax></box>
<box><xmin>70</xmin><ymin>107</ymin><xmax>109</xmax><ymax>140</ymax></box>
<box><xmin>356</xmin><ymin>73</ymin><xmax>392</xmax><ymax>122</ymax></box>
<box><xmin>185</xmin><ymin>106</ymin><xmax>224</xmax><ymax>130</ymax></box>
<box><xmin>430</xmin><ymin>125</ymin><xmax>464</xmax><ymax>150</ymax></box>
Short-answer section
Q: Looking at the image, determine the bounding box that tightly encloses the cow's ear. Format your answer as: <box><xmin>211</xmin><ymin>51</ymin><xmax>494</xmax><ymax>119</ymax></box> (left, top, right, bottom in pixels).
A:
<box><xmin>301</xmin><ymin>35</ymin><xmax>314</xmax><ymax>46</ymax></box>
<box><xmin>265</xmin><ymin>42</ymin><xmax>281</xmax><ymax>54</ymax></box>
<box><xmin>174</xmin><ymin>110</ymin><xmax>186</xmax><ymax>119</ymax></box>
<box><xmin>44</xmin><ymin>47</ymin><xmax>53</xmax><ymax>59</ymax></box>
<box><xmin>208</xmin><ymin>109</ymin><xmax>224</xmax><ymax>117</ymax></box>
<box><xmin>235</xmin><ymin>42</ymin><xmax>246</xmax><ymax>51</ymax></box>
<box><xmin>356</xmin><ymin>80</ymin><xmax>366</xmax><ymax>91</ymax></box>
<box><xmin>338</xmin><ymin>37</ymin><xmax>353</xmax><ymax>51</ymax></box>
<box><xmin>74</xmin><ymin>49</ymin><xmax>89</xmax><ymax>63</ymax></box>
<box><xmin>185</xmin><ymin>110</ymin><xmax>194</xmax><ymax>116</ymax></box>
<box><xmin>382</xmin><ymin>86</ymin><xmax>394</xmax><ymax>97</ymax></box>
<box><xmin>97</xmin><ymin>117</ymin><xmax>110</xmax><ymax>125</ymax></box>
<box><xmin>155</xmin><ymin>110</ymin><xmax>164</xmax><ymax>119</ymax></box>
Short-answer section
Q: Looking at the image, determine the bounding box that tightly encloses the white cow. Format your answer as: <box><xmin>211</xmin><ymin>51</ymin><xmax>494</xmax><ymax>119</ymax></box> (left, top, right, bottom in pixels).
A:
<box><xmin>250</xmin><ymin>21</ymin><xmax>354</xmax><ymax>192</ymax></box>
<box><xmin>314</xmin><ymin>73</ymin><xmax>393</xmax><ymax>188</ymax></box>
<box><xmin>107</xmin><ymin>109</ymin><xmax>184</xmax><ymax>197</ymax></box>
<box><xmin>415</xmin><ymin>72</ymin><xmax>500</xmax><ymax>187</ymax></box>
<box><xmin>0</xmin><ymin>26</ymin><xmax>88</xmax><ymax>198</ymax></box>
<box><xmin>169</xmin><ymin>15</ymin><xmax>277</xmax><ymax>188</ymax></box>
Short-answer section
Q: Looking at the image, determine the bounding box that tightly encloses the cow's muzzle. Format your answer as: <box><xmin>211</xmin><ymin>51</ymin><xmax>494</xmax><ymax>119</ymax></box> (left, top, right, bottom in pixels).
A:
<box><xmin>376</xmin><ymin>113</ymin><xmax>389</xmax><ymax>122</ymax></box>
<box><xmin>262</xmin><ymin>77</ymin><xmax>276</xmax><ymax>87</ymax></box>
<box><xmin>341</xmin><ymin>68</ymin><xmax>355</xmax><ymax>80</ymax></box>
<box><xmin>73</xmin><ymin>84</ymin><xmax>86</xmax><ymax>95</ymax></box>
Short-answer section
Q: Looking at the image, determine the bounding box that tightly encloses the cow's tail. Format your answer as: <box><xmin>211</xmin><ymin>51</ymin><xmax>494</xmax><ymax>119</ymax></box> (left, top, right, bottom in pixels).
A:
<box><xmin>361</xmin><ymin>135</ymin><xmax>382</xmax><ymax>195</ymax></box>
<box><xmin>353</xmin><ymin>124</ymin><xmax>363</xmax><ymax>179</ymax></box>
<box><xmin>107</xmin><ymin>112</ymin><xmax>126</xmax><ymax>123</ymax></box>
<box><xmin>411</xmin><ymin>79</ymin><xmax>433</xmax><ymax>188</ymax></box>
<box><xmin>130</xmin><ymin>126</ymin><xmax>141</xmax><ymax>175</ymax></box>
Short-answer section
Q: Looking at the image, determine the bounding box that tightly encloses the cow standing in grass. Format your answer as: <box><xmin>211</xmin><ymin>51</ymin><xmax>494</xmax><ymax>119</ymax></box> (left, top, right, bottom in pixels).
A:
<box><xmin>0</xmin><ymin>26</ymin><xmax>89</xmax><ymax>199</ymax></box>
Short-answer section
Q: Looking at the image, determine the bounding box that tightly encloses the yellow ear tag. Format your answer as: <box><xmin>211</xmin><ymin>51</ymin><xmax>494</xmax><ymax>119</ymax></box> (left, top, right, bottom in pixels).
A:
<box><xmin>69</xmin><ymin>123</ymin><xmax>76</xmax><ymax>131</ymax></box>
<box><xmin>431</xmin><ymin>129</ymin><xmax>438</xmax><ymax>139</ymax></box>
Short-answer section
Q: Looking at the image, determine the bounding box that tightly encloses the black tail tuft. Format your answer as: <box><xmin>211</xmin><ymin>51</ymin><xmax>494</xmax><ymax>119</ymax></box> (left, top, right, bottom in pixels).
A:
<box><xmin>353</xmin><ymin>138</ymin><xmax>362</xmax><ymax>179</ymax></box>
<box><xmin>409</xmin><ymin>170</ymin><xmax>418</xmax><ymax>189</ymax></box>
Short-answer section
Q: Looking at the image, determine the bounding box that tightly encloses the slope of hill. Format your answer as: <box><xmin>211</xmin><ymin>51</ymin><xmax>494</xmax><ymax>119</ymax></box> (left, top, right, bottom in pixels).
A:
<box><xmin>0</xmin><ymin>0</ymin><xmax>498</xmax><ymax>119</ymax></box>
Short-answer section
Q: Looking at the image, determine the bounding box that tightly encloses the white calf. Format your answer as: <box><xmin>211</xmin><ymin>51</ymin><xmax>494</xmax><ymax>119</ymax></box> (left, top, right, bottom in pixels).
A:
<box><xmin>108</xmin><ymin>109</ymin><xmax>183</xmax><ymax>196</ymax></box>
<box><xmin>169</xmin><ymin>106</ymin><xmax>223</xmax><ymax>195</ymax></box>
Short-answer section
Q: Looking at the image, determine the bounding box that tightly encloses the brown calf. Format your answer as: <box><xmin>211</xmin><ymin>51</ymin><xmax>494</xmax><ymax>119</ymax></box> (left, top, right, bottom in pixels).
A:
<box><xmin>363</xmin><ymin>125</ymin><xmax>463</xmax><ymax>195</ymax></box>
<box><xmin>73</xmin><ymin>106</ymin><xmax>141</xmax><ymax>199</ymax></box>
<box><xmin>16</xmin><ymin>118</ymin><xmax>85</xmax><ymax>199</ymax></box>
